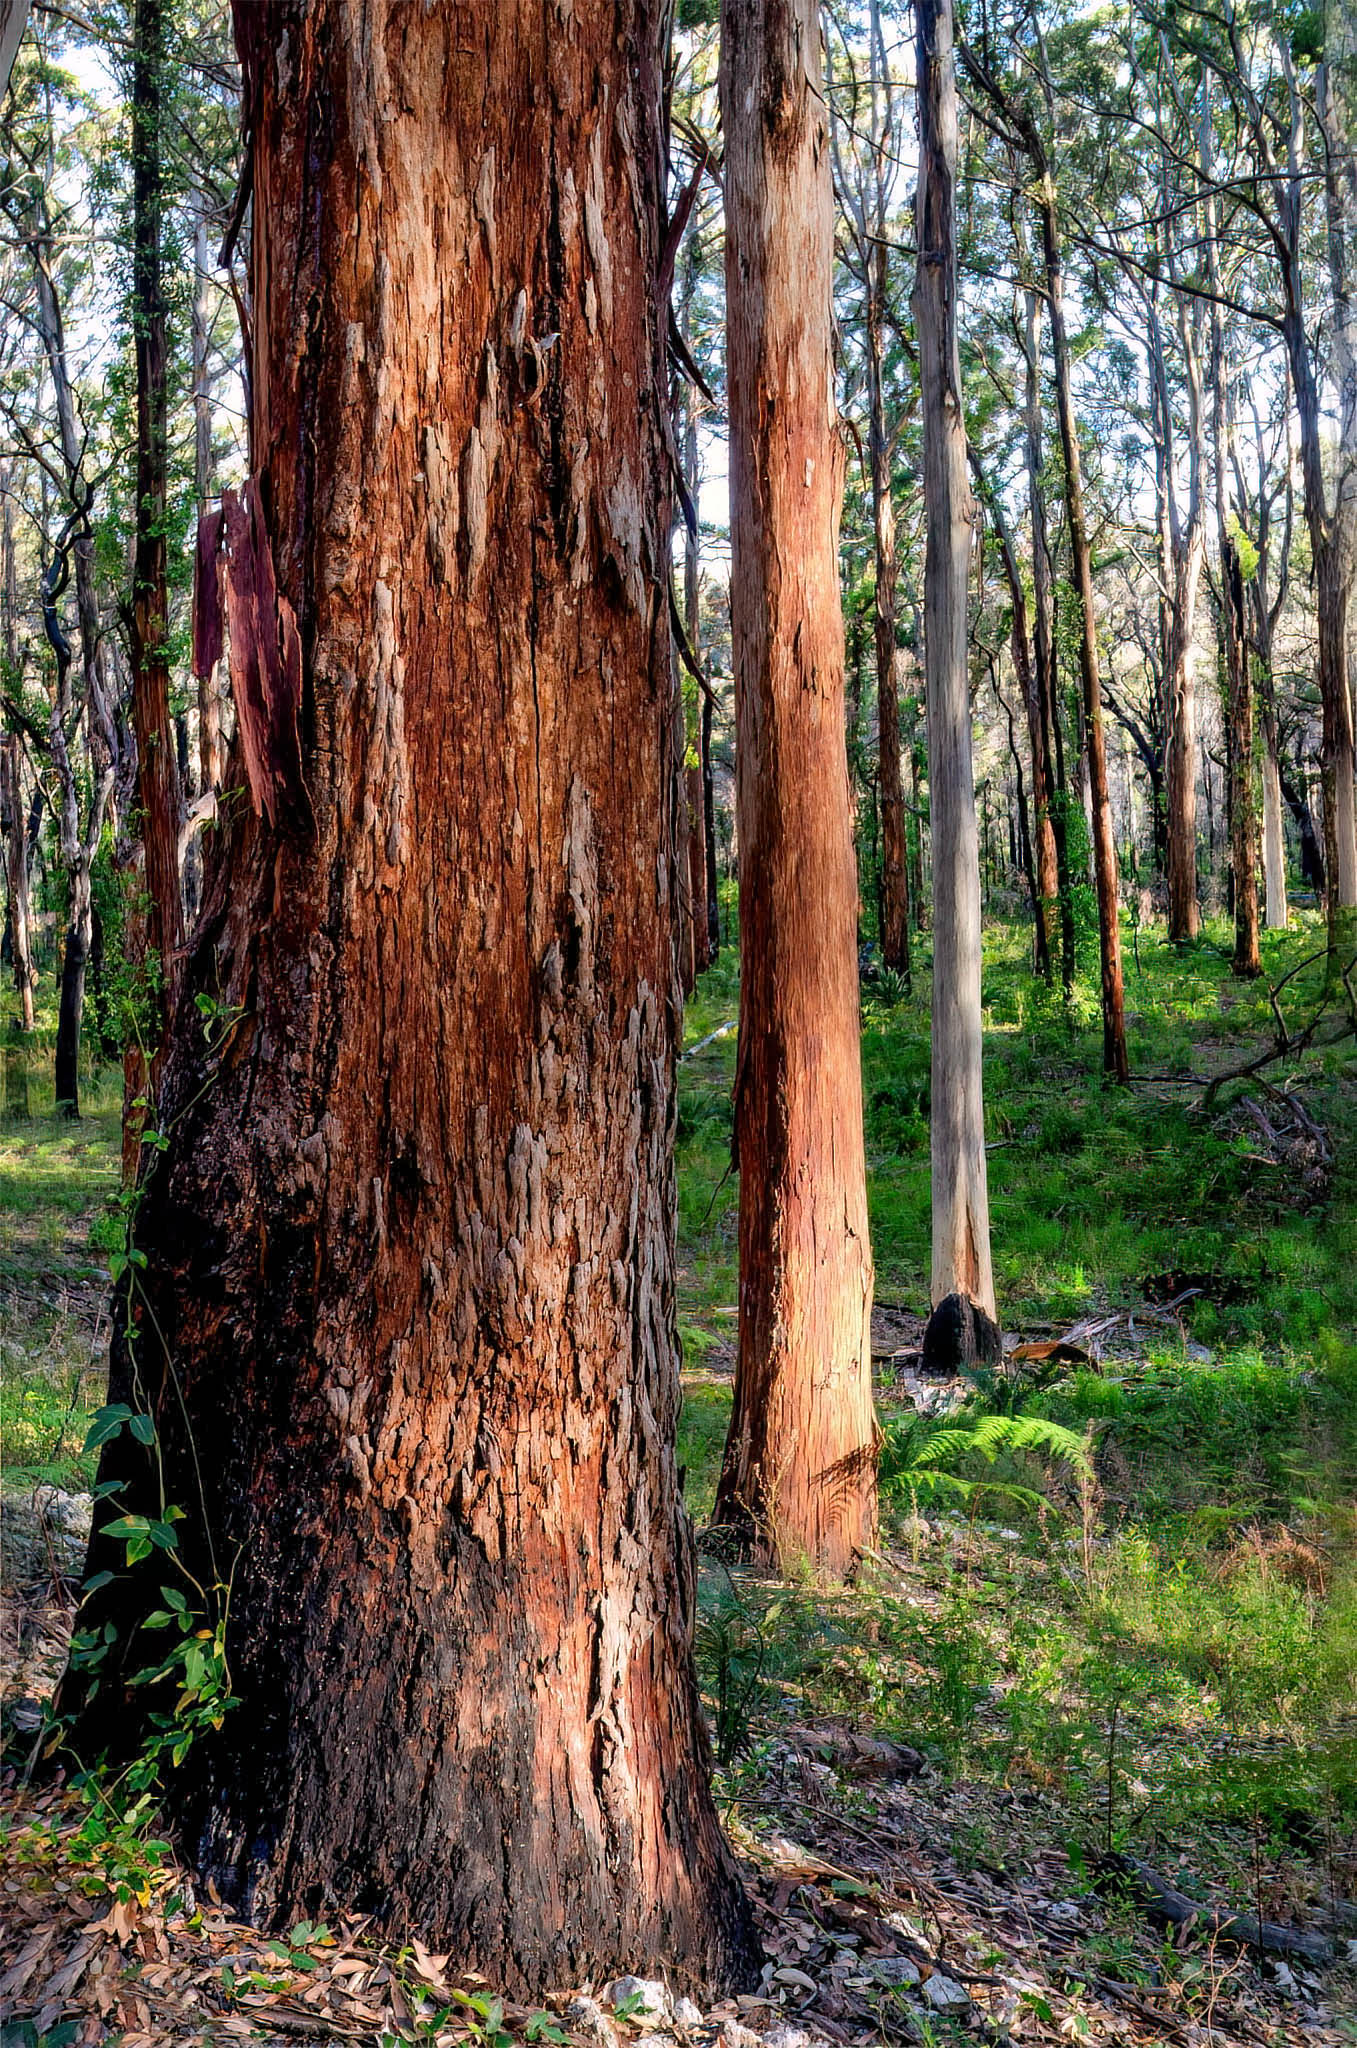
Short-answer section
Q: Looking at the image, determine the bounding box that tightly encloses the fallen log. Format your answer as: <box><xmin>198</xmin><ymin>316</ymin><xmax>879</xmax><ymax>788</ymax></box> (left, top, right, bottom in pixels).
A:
<box><xmin>1096</xmin><ymin>1851</ymin><xmax>1334</xmax><ymax>1964</ymax></box>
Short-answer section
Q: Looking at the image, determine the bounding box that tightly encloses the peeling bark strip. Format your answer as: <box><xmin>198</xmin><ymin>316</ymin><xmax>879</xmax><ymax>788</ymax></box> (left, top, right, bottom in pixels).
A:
<box><xmin>221</xmin><ymin>481</ymin><xmax>305</xmax><ymax>827</ymax></box>
<box><xmin>714</xmin><ymin>0</ymin><xmax>878</xmax><ymax>1579</ymax></box>
<box><xmin>61</xmin><ymin>0</ymin><xmax>755</xmax><ymax>1995</ymax></box>
<box><xmin>191</xmin><ymin>508</ymin><xmax>224</xmax><ymax>681</ymax></box>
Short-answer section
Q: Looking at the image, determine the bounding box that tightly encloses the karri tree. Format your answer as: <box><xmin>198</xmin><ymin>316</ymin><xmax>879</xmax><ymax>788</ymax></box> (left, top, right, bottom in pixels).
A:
<box><xmin>62</xmin><ymin>0</ymin><xmax>755</xmax><ymax>1991</ymax></box>
<box><xmin>713</xmin><ymin>0</ymin><xmax>877</xmax><ymax>1576</ymax></box>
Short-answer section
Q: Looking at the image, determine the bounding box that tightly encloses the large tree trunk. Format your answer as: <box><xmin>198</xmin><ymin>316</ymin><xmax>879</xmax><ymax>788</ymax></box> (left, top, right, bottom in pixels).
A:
<box><xmin>866</xmin><ymin>240</ymin><xmax>910</xmax><ymax>978</ymax></box>
<box><xmin>61</xmin><ymin>0</ymin><xmax>755</xmax><ymax>1992</ymax></box>
<box><xmin>713</xmin><ymin>0</ymin><xmax>876</xmax><ymax>1577</ymax></box>
<box><xmin>915</xmin><ymin>0</ymin><xmax>998</xmax><ymax>1367</ymax></box>
<box><xmin>124</xmin><ymin>0</ymin><xmax>185</xmax><ymax>1175</ymax></box>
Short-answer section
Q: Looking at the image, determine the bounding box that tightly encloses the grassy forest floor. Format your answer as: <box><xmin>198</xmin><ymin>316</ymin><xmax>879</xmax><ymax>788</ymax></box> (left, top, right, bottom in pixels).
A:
<box><xmin>2</xmin><ymin>916</ymin><xmax>1356</xmax><ymax>2046</ymax></box>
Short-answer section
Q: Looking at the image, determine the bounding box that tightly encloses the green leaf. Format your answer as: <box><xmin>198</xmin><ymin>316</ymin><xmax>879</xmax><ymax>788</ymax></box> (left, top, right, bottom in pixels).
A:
<box><xmin>101</xmin><ymin>1515</ymin><xmax>151</xmax><ymax>1539</ymax></box>
<box><xmin>84</xmin><ymin>1404</ymin><xmax>133</xmax><ymax>1451</ymax></box>
<box><xmin>129</xmin><ymin>1414</ymin><xmax>156</xmax><ymax>1445</ymax></box>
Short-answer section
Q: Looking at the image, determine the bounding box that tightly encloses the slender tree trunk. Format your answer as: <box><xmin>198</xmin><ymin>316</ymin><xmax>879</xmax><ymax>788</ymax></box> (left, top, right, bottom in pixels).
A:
<box><xmin>1150</xmin><ymin>301</ymin><xmax>1206</xmax><ymax>943</ymax></box>
<box><xmin>1020</xmin><ymin>288</ymin><xmax>1074</xmax><ymax>992</ymax></box>
<box><xmin>61</xmin><ymin>0</ymin><xmax>756</xmax><ymax>1990</ymax></box>
<box><xmin>701</xmin><ymin>684</ymin><xmax>720</xmax><ymax>960</ymax></box>
<box><xmin>713</xmin><ymin>0</ymin><xmax>877</xmax><ymax>1576</ymax></box>
<box><xmin>2</xmin><ymin>493</ymin><xmax>35</xmax><ymax>1033</ymax></box>
<box><xmin>1204</xmin><ymin>168</ymin><xmax>1260</xmax><ymax>977</ymax></box>
<box><xmin>1279</xmin><ymin>751</ymin><xmax>1326</xmax><ymax>892</ymax></box>
<box><xmin>683</xmin><ymin>375</ymin><xmax>711</xmax><ymax>980</ymax></box>
<box><xmin>866</xmin><ymin>241</ymin><xmax>909</xmax><ymax>977</ymax></box>
<box><xmin>2</xmin><ymin>735</ymin><xmax>34</xmax><ymax>1031</ymax></box>
<box><xmin>915</xmin><ymin>0</ymin><xmax>999</xmax><ymax>1366</ymax></box>
<box><xmin>193</xmin><ymin>209</ymin><xmax>223</xmax><ymax>798</ymax></box>
<box><xmin>30</xmin><ymin>215</ymin><xmax>118</xmax><ymax>1114</ymax></box>
<box><xmin>125</xmin><ymin>0</ymin><xmax>186</xmax><ymax>1174</ymax></box>
<box><xmin>1035</xmin><ymin>181</ymin><xmax>1129</xmax><ymax>1079</ymax></box>
<box><xmin>972</xmin><ymin>447</ymin><xmax>1052</xmax><ymax>979</ymax></box>
<box><xmin>1259</xmin><ymin>684</ymin><xmax>1288</xmax><ymax>928</ymax></box>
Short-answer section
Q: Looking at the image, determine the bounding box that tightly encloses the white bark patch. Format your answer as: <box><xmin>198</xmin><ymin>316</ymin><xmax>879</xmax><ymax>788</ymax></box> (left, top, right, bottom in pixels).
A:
<box><xmin>567</xmin><ymin>440</ymin><xmax>591</xmax><ymax>584</ymax></box>
<box><xmin>563</xmin><ymin>776</ymin><xmax>599</xmax><ymax>1003</ymax></box>
<box><xmin>474</xmin><ymin>147</ymin><xmax>498</xmax><ymax>277</ymax></box>
<box><xmin>358</xmin><ymin>577</ymin><xmax>411</xmax><ymax>887</ymax></box>
<box><xmin>584</xmin><ymin>130</ymin><xmax>615</xmax><ymax>330</ymax></box>
<box><xmin>605</xmin><ymin>476</ymin><xmax>645</xmax><ymax>612</ymax></box>
<box><xmin>462</xmin><ymin>342</ymin><xmax>502</xmax><ymax>590</ymax></box>
<box><xmin>422</xmin><ymin>422</ymin><xmax>459</xmax><ymax>586</ymax></box>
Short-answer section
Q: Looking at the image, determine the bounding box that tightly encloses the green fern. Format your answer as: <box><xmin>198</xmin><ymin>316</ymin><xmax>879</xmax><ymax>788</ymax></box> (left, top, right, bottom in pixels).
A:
<box><xmin>879</xmin><ymin>1407</ymin><xmax>1091</xmax><ymax>1518</ymax></box>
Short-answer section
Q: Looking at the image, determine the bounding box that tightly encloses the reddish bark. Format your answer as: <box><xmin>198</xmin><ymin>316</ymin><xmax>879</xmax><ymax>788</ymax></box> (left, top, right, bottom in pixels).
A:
<box><xmin>714</xmin><ymin>0</ymin><xmax>877</xmax><ymax>1578</ymax></box>
<box><xmin>61</xmin><ymin>0</ymin><xmax>755</xmax><ymax>1991</ymax></box>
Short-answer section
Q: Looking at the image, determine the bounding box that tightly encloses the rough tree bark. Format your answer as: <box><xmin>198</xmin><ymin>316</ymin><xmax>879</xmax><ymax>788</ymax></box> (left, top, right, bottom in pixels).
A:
<box><xmin>915</xmin><ymin>0</ymin><xmax>999</xmax><ymax>1368</ymax></box>
<box><xmin>61</xmin><ymin>0</ymin><xmax>756</xmax><ymax>1990</ymax></box>
<box><xmin>712</xmin><ymin>0</ymin><xmax>877</xmax><ymax>1576</ymax></box>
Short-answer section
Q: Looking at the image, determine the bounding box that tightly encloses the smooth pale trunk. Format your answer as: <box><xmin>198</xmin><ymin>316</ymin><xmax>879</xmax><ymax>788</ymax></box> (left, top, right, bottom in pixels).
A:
<box><xmin>1262</xmin><ymin>742</ymin><xmax>1288</xmax><ymax>928</ymax></box>
<box><xmin>915</xmin><ymin>0</ymin><xmax>997</xmax><ymax>1337</ymax></box>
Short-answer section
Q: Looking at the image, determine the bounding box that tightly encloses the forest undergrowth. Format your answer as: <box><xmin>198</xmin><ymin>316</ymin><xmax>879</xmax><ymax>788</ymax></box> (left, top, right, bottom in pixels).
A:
<box><xmin>2</xmin><ymin>916</ymin><xmax>1356</xmax><ymax>2045</ymax></box>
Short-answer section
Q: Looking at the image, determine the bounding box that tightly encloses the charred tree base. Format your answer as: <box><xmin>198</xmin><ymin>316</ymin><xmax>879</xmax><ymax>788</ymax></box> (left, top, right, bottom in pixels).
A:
<box><xmin>922</xmin><ymin>1291</ymin><xmax>1003</xmax><ymax>1373</ymax></box>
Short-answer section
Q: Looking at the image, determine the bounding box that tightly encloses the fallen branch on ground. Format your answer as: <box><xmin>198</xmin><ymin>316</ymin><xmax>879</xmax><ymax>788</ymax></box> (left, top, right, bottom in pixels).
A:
<box><xmin>1096</xmin><ymin>1851</ymin><xmax>1334</xmax><ymax>1964</ymax></box>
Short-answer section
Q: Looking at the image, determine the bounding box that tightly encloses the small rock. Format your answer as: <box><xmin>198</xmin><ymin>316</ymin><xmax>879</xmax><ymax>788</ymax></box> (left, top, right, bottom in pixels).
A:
<box><xmin>718</xmin><ymin>2023</ymin><xmax>762</xmax><ymax>2048</ymax></box>
<box><xmin>673</xmin><ymin>1999</ymin><xmax>704</xmax><ymax>2032</ymax></box>
<box><xmin>921</xmin><ymin>1973</ymin><xmax>970</xmax><ymax>2016</ymax></box>
<box><xmin>761</xmin><ymin>2025</ymin><xmax>832</xmax><ymax>2048</ymax></box>
<box><xmin>866</xmin><ymin>1957</ymin><xmax>921</xmax><ymax>1987</ymax></box>
<box><xmin>566</xmin><ymin>1996</ymin><xmax>620</xmax><ymax>2048</ymax></box>
<box><xmin>1046</xmin><ymin>1899</ymin><xmax>1082</xmax><ymax>1925</ymax></box>
<box><xmin>602</xmin><ymin>1979</ymin><xmax>674</xmax><ymax>2027</ymax></box>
